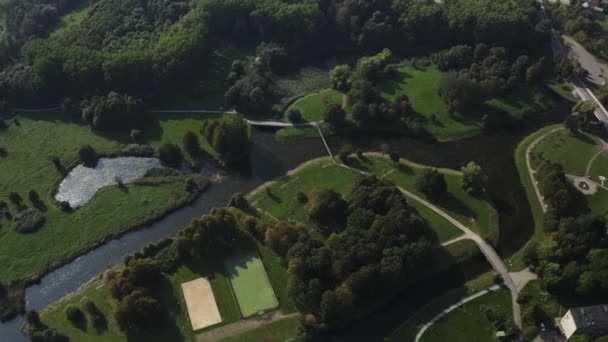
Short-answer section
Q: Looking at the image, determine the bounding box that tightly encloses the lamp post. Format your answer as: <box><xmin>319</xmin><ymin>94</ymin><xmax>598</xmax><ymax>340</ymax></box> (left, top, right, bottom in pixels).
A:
<box><xmin>600</xmin><ymin>176</ymin><xmax>606</xmax><ymax>187</ymax></box>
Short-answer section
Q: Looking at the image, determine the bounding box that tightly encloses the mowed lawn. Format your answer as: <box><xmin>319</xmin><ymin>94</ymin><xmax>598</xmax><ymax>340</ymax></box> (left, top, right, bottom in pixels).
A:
<box><xmin>589</xmin><ymin>151</ymin><xmax>608</xmax><ymax>182</ymax></box>
<box><xmin>0</xmin><ymin>112</ymin><xmax>210</xmax><ymax>283</ymax></box>
<box><xmin>378</xmin><ymin>65</ymin><xmax>556</xmax><ymax>140</ymax></box>
<box><xmin>224</xmin><ymin>252</ymin><xmax>278</xmax><ymax>317</ymax></box>
<box><xmin>284</xmin><ymin>88</ymin><xmax>344</xmax><ymax>122</ymax></box>
<box><xmin>40</xmin><ymin>256</ymin><xmax>241</xmax><ymax>342</ymax></box>
<box><xmin>529</xmin><ymin>129</ymin><xmax>601</xmax><ymax>175</ymax></box>
<box><xmin>420</xmin><ymin>288</ymin><xmax>512</xmax><ymax>342</ymax></box>
<box><xmin>219</xmin><ymin>316</ymin><xmax>300</xmax><ymax>342</ymax></box>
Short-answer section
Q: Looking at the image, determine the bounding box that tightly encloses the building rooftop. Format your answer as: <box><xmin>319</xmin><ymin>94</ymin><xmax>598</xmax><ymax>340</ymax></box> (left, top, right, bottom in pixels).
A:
<box><xmin>570</xmin><ymin>305</ymin><xmax>608</xmax><ymax>330</ymax></box>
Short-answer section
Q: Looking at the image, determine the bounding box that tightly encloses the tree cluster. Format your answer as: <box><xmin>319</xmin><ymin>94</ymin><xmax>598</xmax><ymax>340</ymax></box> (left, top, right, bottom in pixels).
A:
<box><xmin>200</xmin><ymin>115</ymin><xmax>251</xmax><ymax>164</ymax></box>
<box><xmin>81</xmin><ymin>92</ymin><xmax>147</xmax><ymax>131</ymax></box>
<box><xmin>258</xmin><ymin>175</ymin><xmax>432</xmax><ymax>334</ymax></box>
<box><xmin>434</xmin><ymin>44</ymin><xmax>547</xmax><ymax>109</ymax></box>
<box><xmin>107</xmin><ymin>258</ymin><xmax>170</xmax><ymax>334</ymax></box>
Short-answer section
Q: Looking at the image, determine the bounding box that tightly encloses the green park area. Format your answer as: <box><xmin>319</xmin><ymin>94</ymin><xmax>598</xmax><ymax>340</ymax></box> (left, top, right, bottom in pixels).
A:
<box><xmin>419</xmin><ymin>287</ymin><xmax>512</xmax><ymax>342</ymax></box>
<box><xmin>284</xmin><ymin>88</ymin><xmax>344</xmax><ymax>122</ymax></box>
<box><xmin>249</xmin><ymin>155</ymin><xmax>497</xmax><ymax>243</ymax></box>
<box><xmin>378</xmin><ymin>65</ymin><xmax>557</xmax><ymax>140</ymax></box>
<box><xmin>529</xmin><ymin>128</ymin><xmax>602</xmax><ymax>175</ymax></box>
<box><xmin>38</xmin><ymin>257</ymin><xmax>242</xmax><ymax>342</ymax></box>
<box><xmin>389</xmin><ymin>272</ymin><xmax>497</xmax><ymax>341</ymax></box>
<box><xmin>224</xmin><ymin>252</ymin><xmax>279</xmax><ymax>317</ymax></box>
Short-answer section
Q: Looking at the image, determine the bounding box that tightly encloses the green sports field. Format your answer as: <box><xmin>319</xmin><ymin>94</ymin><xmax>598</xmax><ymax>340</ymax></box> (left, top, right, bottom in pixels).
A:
<box><xmin>224</xmin><ymin>252</ymin><xmax>279</xmax><ymax>317</ymax></box>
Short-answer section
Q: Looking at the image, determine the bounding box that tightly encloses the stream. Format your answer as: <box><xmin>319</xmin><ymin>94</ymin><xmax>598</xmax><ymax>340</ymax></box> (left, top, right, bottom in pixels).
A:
<box><xmin>0</xmin><ymin>104</ymin><xmax>568</xmax><ymax>342</ymax></box>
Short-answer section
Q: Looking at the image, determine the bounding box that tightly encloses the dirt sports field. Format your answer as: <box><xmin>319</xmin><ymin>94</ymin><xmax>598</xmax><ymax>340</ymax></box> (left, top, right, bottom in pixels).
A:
<box><xmin>181</xmin><ymin>277</ymin><xmax>222</xmax><ymax>330</ymax></box>
<box><xmin>224</xmin><ymin>252</ymin><xmax>279</xmax><ymax>317</ymax></box>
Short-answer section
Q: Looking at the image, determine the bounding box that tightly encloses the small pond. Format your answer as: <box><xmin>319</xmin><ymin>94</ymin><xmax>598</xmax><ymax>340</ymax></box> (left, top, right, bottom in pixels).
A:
<box><xmin>55</xmin><ymin>157</ymin><xmax>161</xmax><ymax>208</ymax></box>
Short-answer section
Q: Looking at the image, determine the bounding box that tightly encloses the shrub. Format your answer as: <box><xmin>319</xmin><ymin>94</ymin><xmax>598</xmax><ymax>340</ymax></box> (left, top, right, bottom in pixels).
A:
<box><xmin>228</xmin><ymin>193</ymin><xmax>249</xmax><ymax>210</ymax></box>
<box><xmin>296</xmin><ymin>191</ymin><xmax>308</xmax><ymax>204</ymax></box>
<box><xmin>523</xmin><ymin>326</ymin><xmax>538</xmax><ymax>342</ymax></box>
<box><xmin>356</xmin><ymin>149</ymin><xmax>364</xmax><ymax>158</ymax></box>
<box><xmin>0</xmin><ymin>118</ymin><xmax>7</xmax><ymax>130</ymax></box>
<box><xmin>243</xmin><ymin>215</ymin><xmax>259</xmax><ymax>237</ymax></box>
<box><xmin>415</xmin><ymin>169</ymin><xmax>447</xmax><ymax>198</ymax></box>
<box><xmin>338</xmin><ymin>145</ymin><xmax>354</xmax><ymax>164</ymax></box>
<box><xmin>58</xmin><ymin>201</ymin><xmax>72</xmax><ymax>212</ymax></box>
<box><xmin>183</xmin><ymin>131</ymin><xmax>201</xmax><ymax>156</ymax></box>
<box><xmin>65</xmin><ymin>305</ymin><xmax>85</xmax><ymax>324</ymax></box>
<box><xmin>14</xmin><ymin>208</ymin><xmax>46</xmax><ymax>233</ymax></box>
<box><xmin>120</xmin><ymin>144</ymin><xmax>155</xmax><ymax>157</ymax></box>
<box><xmin>0</xmin><ymin>146</ymin><xmax>6</xmax><ymax>157</ymax></box>
<box><xmin>389</xmin><ymin>151</ymin><xmax>400</xmax><ymax>164</ymax></box>
<box><xmin>9</xmin><ymin>192</ymin><xmax>21</xmax><ymax>205</ymax></box>
<box><xmin>28</xmin><ymin>190</ymin><xmax>40</xmax><ymax>204</ymax></box>
<box><xmin>79</xmin><ymin>145</ymin><xmax>99</xmax><ymax>168</ymax></box>
<box><xmin>83</xmin><ymin>298</ymin><xmax>107</xmax><ymax>332</ymax></box>
<box><xmin>158</xmin><ymin>143</ymin><xmax>183</xmax><ymax>168</ymax></box>
<box><xmin>287</xmin><ymin>109</ymin><xmax>302</xmax><ymax>123</ymax></box>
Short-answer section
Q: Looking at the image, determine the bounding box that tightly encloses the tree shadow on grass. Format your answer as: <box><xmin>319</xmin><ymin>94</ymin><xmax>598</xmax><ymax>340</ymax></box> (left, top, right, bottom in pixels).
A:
<box><xmin>572</xmin><ymin>131</ymin><xmax>597</xmax><ymax>145</ymax></box>
<box><xmin>435</xmin><ymin>192</ymin><xmax>476</xmax><ymax>222</ymax></box>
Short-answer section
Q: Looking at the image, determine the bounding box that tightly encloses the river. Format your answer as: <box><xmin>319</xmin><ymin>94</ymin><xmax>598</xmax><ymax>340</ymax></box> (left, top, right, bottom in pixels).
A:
<box><xmin>0</xmin><ymin>104</ymin><xmax>569</xmax><ymax>341</ymax></box>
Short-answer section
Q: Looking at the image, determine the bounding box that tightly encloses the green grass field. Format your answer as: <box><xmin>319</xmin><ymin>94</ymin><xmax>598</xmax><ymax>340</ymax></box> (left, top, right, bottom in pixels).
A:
<box><xmin>420</xmin><ymin>287</ymin><xmax>511</xmax><ymax>342</ymax></box>
<box><xmin>588</xmin><ymin>151</ymin><xmax>608</xmax><ymax>182</ymax></box>
<box><xmin>285</xmin><ymin>88</ymin><xmax>344</xmax><ymax>122</ymax></box>
<box><xmin>219</xmin><ymin>316</ymin><xmax>300</xmax><ymax>342</ymax></box>
<box><xmin>0</xmin><ymin>111</ymin><xmax>212</xmax><ymax>284</ymax></box>
<box><xmin>224</xmin><ymin>252</ymin><xmax>279</xmax><ymax>317</ymax></box>
<box><xmin>389</xmin><ymin>271</ymin><xmax>496</xmax><ymax>341</ymax></box>
<box><xmin>378</xmin><ymin>65</ymin><xmax>556</xmax><ymax>141</ymax></box>
<box><xmin>529</xmin><ymin>129</ymin><xmax>601</xmax><ymax>175</ymax></box>
<box><xmin>39</xmin><ymin>256</ymin><xmax>241</xmax><ymax>342</ymax></box>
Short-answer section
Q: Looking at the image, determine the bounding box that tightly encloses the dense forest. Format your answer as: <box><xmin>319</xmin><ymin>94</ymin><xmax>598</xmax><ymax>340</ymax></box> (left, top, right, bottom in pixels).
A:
<box><xmin>0</xmin><ymin>0</ymin><xmax>547</xmax><ymax>105</ymax></box>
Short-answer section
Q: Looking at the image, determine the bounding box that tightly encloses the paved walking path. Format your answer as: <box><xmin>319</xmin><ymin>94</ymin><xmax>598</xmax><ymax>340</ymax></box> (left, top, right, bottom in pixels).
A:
<box><xmin>196</xmin><ymin>311</ymin><xmax>300</xmax><ymax>342</ymax></box>
<box><xmin>525</xmin><ymin>128</ymin><xmax>563</xmax><ymax>214</ymax></box>
<box><xmin>440</xmin><ymin>235</ymin><xmax>469</xmax><ymax>247</ymax></box>
<box><xmin>414</xmin><ymin>285</ymin><xmax>502</xmax><ymax>342</ymax></box>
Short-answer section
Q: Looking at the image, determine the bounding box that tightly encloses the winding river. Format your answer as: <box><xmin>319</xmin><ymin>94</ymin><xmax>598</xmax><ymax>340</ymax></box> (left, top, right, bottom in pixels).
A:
<box><xmin>0</xmin><ymin>104</ymin><xmax>568</xmax><ymax>341</ymax></box>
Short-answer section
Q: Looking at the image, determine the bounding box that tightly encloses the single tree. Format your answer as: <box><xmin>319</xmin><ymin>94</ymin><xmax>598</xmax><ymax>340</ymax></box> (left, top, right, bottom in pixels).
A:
<box><xmin>79</xmin><ymin>145</ymin><xmax>99</xmax><ymax>168</ymax></box>
<box><xmin>158</xmin><ymin>143</ymin><xmax>183</xmax><ymax>168</ymax></box>
<box><xmin>183</xmin><ymin>131</ymin><xmax>201</xmax><ymax>156</ymax></box>
<box><xmin>416</xmin><ymin>169</ymin><xmax>447</xmax><ymax>198</ymax></box>
<box><xmin>460</xmin><ymin>162</ymin><xmax>487</xmax><ymax>195</ymax></box>
<box><xmin>324</xmin><ymin>104</ymin><xmax>346</xmax><ymax>131</ymax></box>
<box><xmin>389</xmin><ymin>151</ymin><xmax>400</xmax><ymax>164</ymax></box>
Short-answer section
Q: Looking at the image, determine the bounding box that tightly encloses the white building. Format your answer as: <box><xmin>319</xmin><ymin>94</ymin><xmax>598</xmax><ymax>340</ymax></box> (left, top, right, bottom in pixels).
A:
<box><xmin>560</xmin><ymin>305</ymin><xmax>608</xmax><ymax>340</ymax></box>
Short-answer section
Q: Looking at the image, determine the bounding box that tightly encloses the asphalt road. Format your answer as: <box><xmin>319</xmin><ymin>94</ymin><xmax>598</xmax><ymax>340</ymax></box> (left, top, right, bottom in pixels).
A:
<box><xmin>563</xmin><ymin>36</ymin><xmax>606</xmax><ymax>86</ymax></box>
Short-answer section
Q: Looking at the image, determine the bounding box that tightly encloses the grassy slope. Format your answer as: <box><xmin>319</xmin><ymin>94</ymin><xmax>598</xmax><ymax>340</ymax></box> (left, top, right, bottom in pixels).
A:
<box><xmin>145</xmin><ymin>112</ymin><xmax>219</xmax><ymax>158</ymax></box>
<box><xmin>420</xmin><ymin>288</ymin><xmax>511</xmax><ymax>342</ymax></box>
<box><xmin>389</xmin><ymin>271</ymin><xmax>496</xmax><ymax>341</ymax></box>
<box><xmin>284</xmin><ymin>88</ymin><xmax>343</xmax><ymax>122</ymax></box>
<box><xmin>359</xmin><ymin>155</ymin><xmax>498</xmax><ymax>241</ymax></box>
<box><xmin>218</xmin><ymin>316</ymin><xmax>300</xmax><ymax>342</ymax></box>
<box><xmin>0</xmin><ymin>112</ymin><xmax>214</xmax><ymax>283</ymax></box>
<box><xmin>529</xmin><ymin>129</ymin><xmax>601</xmax><ymax>175</ymax></box>
<box><xmin>50</xmin><ymin>1</ymin><xmax>91</xmax><ymax>39</ymax></box>
<box><xmin>379</xmin><ymin>65</ymin><xmax>556</xmax><ymax>141</ymax></box>
<box><xmin>249</xmin><ymin>156</ymin><xmax>496</xmax><ymax>243</ymax></box>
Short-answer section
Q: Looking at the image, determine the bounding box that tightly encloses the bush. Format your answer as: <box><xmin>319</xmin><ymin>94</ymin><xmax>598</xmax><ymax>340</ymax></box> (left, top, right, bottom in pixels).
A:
<box><xmin>523</xmin><ymin>326</ymin><xmax>538</xmax><ymax>341</ymax></box>
<box><xmin>83</xmin><ymin>298</ymin><xmax>107</xmax><ymax>332</ymax></box>
<box><xmin>28</xmin><ymin>190</ymin><xmax>40</xmax><ymax>204</ymax></box>
<box><xmin>183</xmin><ymin>131</ymin><xmax>201</xmax><ymax>156</ymax></box>
<box><xmin>9</xmin><ymin>192</ymin><xmax>21</xmax><ymax>205</ymax></box>
<box><xmin>120</xmin><ymin>144</ymin><xmax>155</xmax><ymax>157</ymax></box>
<box><xmin>58</xmin><ymin>201</ymin><xmax>71</xmax><ymax>212</ymax></box>
<box><xmin>415</xmin><ymin>169</ymin><xmax>447</xmax><ymax>198</ymax></box>
<box><xmin>0</xmin><ymin>118</ymin><xmax>7</xmax><ymax>130</ymax></box>
<box><xmin>296</xmin><ymin>191</ymin><xmax>308</xmax><ymax>204</ymax></box>
<box><xmin>338</xmin><ymin>145</ymin><xmax>354</xmax><ymax>164</ymax></box>
<box><xmin>65</xmin><ymin>305</ymin><xmax>85</xmax><ymax>324</ymax></box>
<box><xmin>0</xmin><ymin>146</ymin><xmax>6</xmax><ymax>157</ymax></box>
<box><xmin>79</xmin><ymin>145</ymin><xmax>99</xmax><ymax>168</ymax></box>
<box><xmin>389</xmin><ymin>151</ymin><xmax>400</xmax><ymax>164</ymax></box>
<box><xmin>287</xmin><ymin>109</ymin><xmax>302</xmax><ymax>123</ymax></box>
<box><xmin>158</xmin><ymin>143</ymin><xmax>183</xmax><ymax>168</ymax></box>
<box><xmin>14</xmin><ymin>208</ymin><xmax>46</xmax><ymax>233</ymax></box>
<box><xmin>228</xmin><ymin>193</ymin><xmax>249</xmax><ymax>210</ymax></box>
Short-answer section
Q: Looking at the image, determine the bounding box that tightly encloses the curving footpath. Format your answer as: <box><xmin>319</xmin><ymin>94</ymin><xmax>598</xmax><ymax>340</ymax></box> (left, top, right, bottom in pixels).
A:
<box><xmin>525</xmin><ymin>128</ymin><xmax>564</xmax><ymax>214</ymax></box>
<box><xmin>414</xmin><ymin>285</ymin><xmax>502</xmax><ymax>342</ymax></box>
